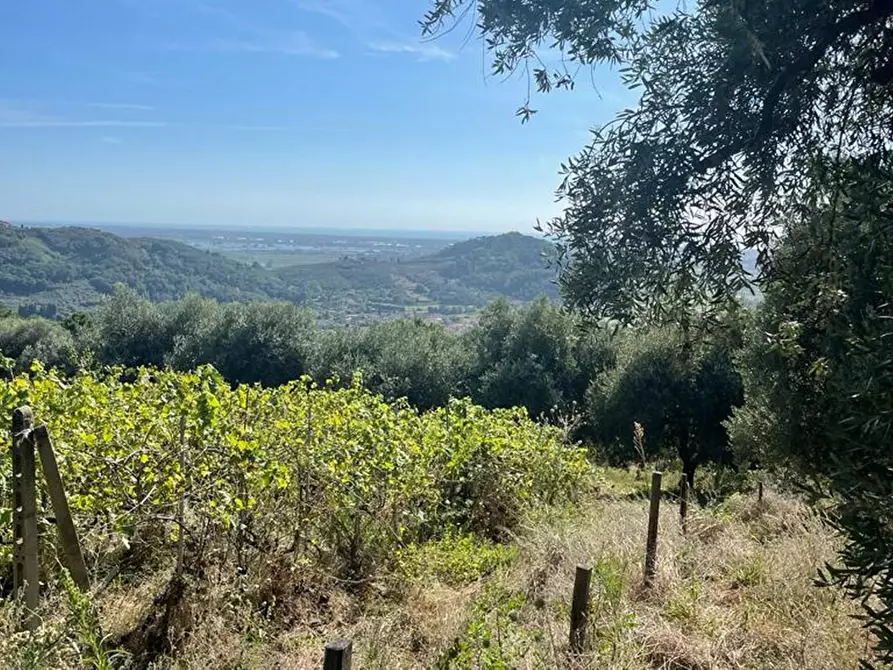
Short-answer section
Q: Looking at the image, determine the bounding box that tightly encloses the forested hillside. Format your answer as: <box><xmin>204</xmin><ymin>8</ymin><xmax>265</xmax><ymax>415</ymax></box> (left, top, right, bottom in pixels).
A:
<box><xmin>0</xmin><ymin>225</ymin><xmax>557</xmax><ymax>319</ymax></box>
<box><xmin>0</xmin><ymin>225</ymin><xmax>294</xmax><ymax>314</ymax></box>
<box><xmin>274</xmin><ymin>231</ymin><xmax>559</xmax><ymax>316</ymax></box>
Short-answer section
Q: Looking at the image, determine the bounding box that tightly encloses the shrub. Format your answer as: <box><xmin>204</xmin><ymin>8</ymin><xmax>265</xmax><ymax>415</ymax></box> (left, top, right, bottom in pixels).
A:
<box><xmin>0</xmin><ymin>365</ymin><xmax>591</xmax><ymax>593</ymax></box>
<box><xmin>0</xmin><ymin>316</ymin><xmax>79</xmax><ymax>373</ymax></box>
<box><xmin>587</xmin><ymin>323</ymin><xmax>743</xmax><ymax>485</ymax></box>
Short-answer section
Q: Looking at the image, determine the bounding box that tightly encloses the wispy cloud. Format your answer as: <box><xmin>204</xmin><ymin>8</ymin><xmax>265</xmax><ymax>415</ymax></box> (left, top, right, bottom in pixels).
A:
<box><xmin>368</xmin><ymin>41</ymin><xmax>455</xmax><ymax>62</ymax></box>
<box><xmin>0</xmin><ymin>119</ymin><xmax>167</xmax><ymax>128</ymax></box>
<box><xmin>0</xmin><ymin>104</ymin><xmax>314</xmax><ymax>133</ymax></box>
<box><xmin>290</xmin><ymin>0</ymin><xmax>363</xmax><ymax>31</ymax></box>
<box><xmin>292</xmin><ymin>0</ymin><xmax>456</xmax><ymax>62</ymax></box>
<box><xmin>222</xmin><ymin>124</ymin><xmax>294</xmax><ymax>131</ymax></box>
<box><xmin>0</xmin><ymin>104</ymin><xmax>166</xmax><ymax>129</ymax></box>
<box><xmin>88</xmin><ymin>102</ymin><xmax>155</xmax><ymax>111</ymax></box>
<box><xmin>180</xmin><ymin>33</ymin><xmax>339</xmax><ymax>59</ymax></box>
<box><xmin>0</xmin><ymin>98</ymin><xmax>155</xmax><ymax>112</ymax></box>
<box><xmin>180</xmin><ymin>3</ymin><xmax>339</xmax><ymax>59</ymax></box>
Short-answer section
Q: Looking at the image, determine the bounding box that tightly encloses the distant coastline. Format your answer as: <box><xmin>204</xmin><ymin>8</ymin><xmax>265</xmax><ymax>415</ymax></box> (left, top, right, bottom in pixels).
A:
<box><xmin>14</xmin><ymin>220</ymin><xmax>524</xmax><ymax>241</ymax></box>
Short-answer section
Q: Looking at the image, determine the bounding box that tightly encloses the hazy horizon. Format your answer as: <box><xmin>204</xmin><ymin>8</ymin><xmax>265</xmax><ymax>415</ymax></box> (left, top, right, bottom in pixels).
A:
<box><xmin>0</xmin><ymin>1</ymin><xmax>631</xmax><ymax>233</ymax></box>
<box><xmin>11</xmin><ymin>218</ymin><xmax>532</xmax><ymax>240</ymax></box>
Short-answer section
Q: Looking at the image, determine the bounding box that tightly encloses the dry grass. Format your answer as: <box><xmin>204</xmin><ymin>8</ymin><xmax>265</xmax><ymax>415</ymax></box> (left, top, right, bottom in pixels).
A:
<box><xmin>0</xmin><ymin>483</ymin><xmax>875</xmax><ymax>669</ymax></box>
<box><xmin>495</xmin><ymin>490</ymin><xmax>871</xmax><ymax>669</ymax></box>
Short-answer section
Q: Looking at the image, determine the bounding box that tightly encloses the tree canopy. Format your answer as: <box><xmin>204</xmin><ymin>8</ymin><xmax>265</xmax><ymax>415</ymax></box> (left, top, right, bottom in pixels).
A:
<box><xmin>424</xmin><ymin>0</ymin><xmax>893</xmax><ymax>662</ymax></box>
<box><xmin>423</xmin><ymin>0</ymin><xmax>893</xmax><ymax>323</ymax></box>
<box><xmin>588</xmin><ymin>321</ymin><xmax>743</xmax><ymax>485</ymax></box>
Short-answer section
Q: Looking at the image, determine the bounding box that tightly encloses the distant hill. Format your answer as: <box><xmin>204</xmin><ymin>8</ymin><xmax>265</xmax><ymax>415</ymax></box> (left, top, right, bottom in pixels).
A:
<box><xmin>0</xmin><ymin>226</ymin><xmax>559</xmax><ymax>319</ymax></box>
<box><xmin>273</xmin><ymin>232</ymin><xmax>560</xmax><ymax>317</ymax></box>
<box><xmin>0</xmin><ymin>225</ymin><xmax>298</xmax><ymax>315</ymax></box>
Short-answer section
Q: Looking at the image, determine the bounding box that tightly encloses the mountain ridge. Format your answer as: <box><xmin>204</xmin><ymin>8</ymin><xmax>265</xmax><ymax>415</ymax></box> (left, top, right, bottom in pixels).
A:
<box><xmin>0</xmin><ymin>225</ymin><xmax>559</xmax><ymax>320</ymax></box>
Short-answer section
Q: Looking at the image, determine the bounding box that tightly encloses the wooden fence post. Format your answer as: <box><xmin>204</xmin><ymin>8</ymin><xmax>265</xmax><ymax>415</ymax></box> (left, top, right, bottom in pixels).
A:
<box><xmin>679</xmin><ymin>476</ymin><xmax>689</xmax><ymax>535</ymax></box>
<box><xmin>324</xmin><ymin>639</ymin><xmax>352</xmax><ymax>670</ymax></box>
<box><xmin>758</xmin><ymin>481</ymin><xmax>764</xmax><ymax>503</ymax></box>
<box><xmin>33</xmin><ymin>425</ymin><xmax>89</xmax><ymax>591</ymax></box>
<box><xmin>12</xmin><ymin>406</ymin><xmax>39</xmax><ymax>630</ymax></box>
<box><xmin>569</xmin><ymin>565</ymin><xmax>592</xmax><ymax>654</ymax></box>
<box><xmin>644</xmin><ymin>471</ymin><xmax>662</xmax><ymax>586</ymax></box>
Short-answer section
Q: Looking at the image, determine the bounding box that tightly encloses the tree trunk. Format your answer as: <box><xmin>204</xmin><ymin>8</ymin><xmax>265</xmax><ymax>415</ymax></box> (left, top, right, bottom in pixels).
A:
<box><xmin>678</xmin><ymin>426</ymin><xmax>697</xmax><ymax>489</ymax></box>
<box><xmin>683</xmin><ymin>460</ymin><xmax>697</xmax><ymax>489</ymax></box>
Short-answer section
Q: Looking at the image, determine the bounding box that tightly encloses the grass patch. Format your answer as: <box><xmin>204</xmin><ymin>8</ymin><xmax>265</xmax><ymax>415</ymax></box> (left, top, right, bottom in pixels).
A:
<box><xmin>398</xmin><ymin>533</ymin><xmax>519</xmax><ymax>587</ymax></box>
<box><xmin>0</xmin><ymin>472</ymin><xmax>875</xmax><ymax>668</ymax></box>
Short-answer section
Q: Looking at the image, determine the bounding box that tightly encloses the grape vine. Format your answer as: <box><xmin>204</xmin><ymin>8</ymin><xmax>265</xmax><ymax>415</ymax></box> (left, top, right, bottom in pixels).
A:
<box><xmin>0</xmin><ymin>363</ymin><xmax>591</xmax><ymax>589</ymax></box>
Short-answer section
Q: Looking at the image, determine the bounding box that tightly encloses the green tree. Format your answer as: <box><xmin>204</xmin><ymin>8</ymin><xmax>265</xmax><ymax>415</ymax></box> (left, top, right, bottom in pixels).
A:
<box><xmin>0</xmin><ymin>316</ymin><xmax>79</xmax><ymax>373</ymax></box>
<box><xmin>464</xmin><ymin>298</ymin><xmax>601</xmax><ymax>420</ymax></box>
<box><xmin>589</xmin><ymin>323</ymin><xmax>742</xmax><ymax>485</ymax></box>
<box><xmin>422</xmin><ymin>0</ymin><xmax>893</xmax><ymax>323</ymax></box>
<box><xmin>160</xmin><ymin>293</ymin><xmax>226</xmax><ymax>370</ymax></box>
<box><xmin>312</xmin><ymin>318</ymin><xmax>469</xmax><ymax>410</ymax></box>
<box><xmin>193</xmin><ymin>301</ymin><xmax>317</xmax><ymax>387</ymax></box>
<box><xmin>728</xmin><ymin>162</ymin><xmax>893</xmax><ymax>660</ymax></box>
<box><xmin>90</xmin><ymin>285</ymin><xmax>167</xmax><ymax>367</ymax></box>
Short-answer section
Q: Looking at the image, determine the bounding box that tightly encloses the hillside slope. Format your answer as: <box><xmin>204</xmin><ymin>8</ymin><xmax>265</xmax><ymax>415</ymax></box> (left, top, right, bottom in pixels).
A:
<box><xmin>274</xmin><ymin>232</ymin><xmax>560</xmax><ymax>315</ymax></box>
<box><xmin>0</xmin><ymin>225</ymin><xmax>295</xmax><ymax>314</ymax></box>
<box><xmin>0</xmin><ymin>226</ymin><xmax>558</xmax><ymax>318</ymax></box>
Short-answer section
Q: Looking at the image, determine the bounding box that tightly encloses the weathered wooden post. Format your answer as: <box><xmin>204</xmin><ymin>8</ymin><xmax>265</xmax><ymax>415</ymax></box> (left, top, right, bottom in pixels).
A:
<box><xmin>33</xmin><ymin>425</ymin><xmax>89</xmax><ymax>591</ymax></box>
<box><xmin>12</xmin><ymin>406</ymin><xmax>39</xmax><ymax>629</ymax></box>
<box><xmin>679</xmin><ymin>475</ymin><xmax>689</xmax><ymax>535</ymax></box>
<box><xmin>758</xmin><ymin>481</ymin><xmax>764</xmax><ymax>503</ymax></box>
<box><xmin>644</xmin><ymin>471</ymin><xmax>662</xmax><ymax>586</ymax></box>
<box><xmin>324</xmin><ymin>639</ymin><xmax>352</xmax><ymax>670</ymax></box>
<box><xmin>569</xmin><ymin>565</ymin><xmax>592</xmax><ymax>654</ymax></box>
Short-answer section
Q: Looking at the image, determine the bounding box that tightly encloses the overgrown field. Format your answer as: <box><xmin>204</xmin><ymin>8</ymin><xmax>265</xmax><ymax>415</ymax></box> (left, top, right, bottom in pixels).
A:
<box><xmin>0</xmin><ymin>365</ymin><xmax>589</xmax><ymax>668</ymax></box>
<box><xmin>0</xmin><ymin>367</ymin><xmax>874</xmax><ymax>668</ymax></box>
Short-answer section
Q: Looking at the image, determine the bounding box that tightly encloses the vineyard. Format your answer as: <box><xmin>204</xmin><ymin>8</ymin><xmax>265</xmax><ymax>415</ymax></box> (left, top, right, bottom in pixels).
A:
<box><xmin>0</xmin><ymin>364</ymin><xmax>591</xmax><ymax>668</ymax></box>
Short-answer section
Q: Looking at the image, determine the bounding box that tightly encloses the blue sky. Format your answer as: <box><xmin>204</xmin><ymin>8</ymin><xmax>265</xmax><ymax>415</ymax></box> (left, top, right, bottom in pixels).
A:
<box><xmin>0</xmin><ymin>0</ymin><xmax>632</xmax><ymax>232</ymax></box>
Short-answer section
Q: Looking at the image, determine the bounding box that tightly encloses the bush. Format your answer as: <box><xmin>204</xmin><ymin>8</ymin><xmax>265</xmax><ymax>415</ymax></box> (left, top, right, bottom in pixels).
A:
<box><xmin>588</xmin><ymin>322</ymin><xmax>743</xmax><ymax>485</ymax></box>
<box><xmin>0</xmin><ymin>316</ymin><xmax>80</xmax><ymax>373</ymax></box>
<box><xmin>0</xmin><ymin>365</ymin><xmax>592</xmax><ymax>591</ymax></box>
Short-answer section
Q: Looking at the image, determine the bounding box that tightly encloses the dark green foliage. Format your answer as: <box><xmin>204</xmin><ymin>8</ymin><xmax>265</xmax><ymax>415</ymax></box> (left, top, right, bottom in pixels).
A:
<box><xmin>428</xmin><ymin>232</ymin><xmax>559</xmax><ymax>301</ymax></box>
<box><xmin>312</xmin><ymin>318</ymin><xmax>470</xmax><ymax>410</ymax></box>
<box><xmin>87</xmin><ymin>288</ymin><xmax>317</xmax><ymax>386</ymax></box>
<box><xmin>0</xmin><ymin>315</ymin><xmax>79</xmax><ymax>373</ymax></box>
<box><xmin>0</xmin><ymin>225</ymin><xmax>294</xmax><ymax>313</ymax></box>
<box><xmin>61</xmin><ymin>312</ymin><xmax>94</xmax><ymax>338</ymax></box>
<box><xmin>422</xmin><ymin>0</ymin><xmax>893</xmax><ymax>324</ymax></box>
<box><xmin>274</xmin><ymin>232</ymin><xmax>559</xmax><ymax>317</ymax></box>
<box><xmin>468</xmin><ymin>301</ymin><xmax>575</xmax><ymax>417</ymax></box>
<box><xmin>192</xmin><ymin>301</ymin><xmax>317</xmax><ymax>386</ymax></box>
<box><xmin>89</xmin><ymin>287</ymin><xmax>169</xmax><ymax>368</ymax></box>
<box><xmin>3</xmin><ymin>288</ymin><xmax>615</xmax><ymax>430</ymax></box>
<box><xmin>588</xmin><ymin>321</ymin><xmax>743</xmax><ymax>484</ymax></box>
<box><xmin>463</xmin><ymin>298</ymin><xmax>609</xmax><ymax>420</ymax></box>
<box><xmin>0</xmin><ymin>225</ymin><xmax>558</xmax><ymax>321</ymax></box>
<box><xmin>728</xmin><ymin>160</ymin><xmax>893</xmax><ymax>663</ymax></box>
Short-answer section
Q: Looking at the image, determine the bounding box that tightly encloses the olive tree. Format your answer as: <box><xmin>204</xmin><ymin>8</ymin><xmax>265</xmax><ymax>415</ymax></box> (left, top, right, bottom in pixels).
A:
<box><xmin>423</xmin><ymin>1</ymin><xmax>893</xmax><ymax>661</ymax></box>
